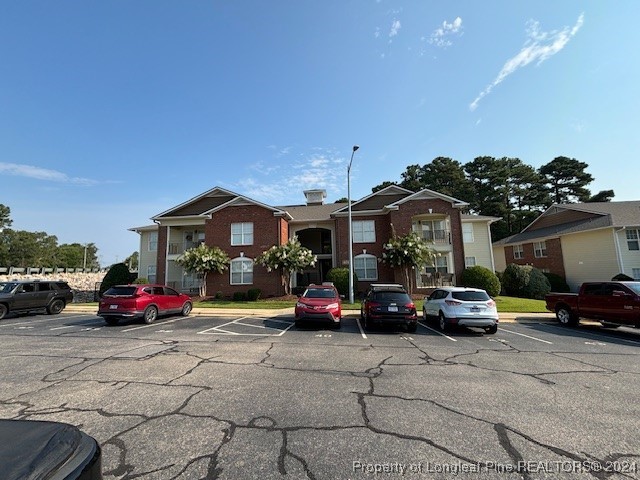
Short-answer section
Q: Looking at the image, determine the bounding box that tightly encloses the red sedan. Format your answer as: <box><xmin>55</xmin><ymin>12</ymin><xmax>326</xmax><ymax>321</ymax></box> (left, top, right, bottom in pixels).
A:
<box><xmin>98</xmin><ymin>284</ymin><xmax>192</xmax><ymax>326</ymax></box>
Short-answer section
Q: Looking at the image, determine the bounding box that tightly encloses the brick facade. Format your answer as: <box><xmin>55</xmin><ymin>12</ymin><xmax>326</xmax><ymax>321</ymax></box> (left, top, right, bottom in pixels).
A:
<box><xmin>505</xmin><ymin>238</ymin><xmax>565</xmax><ymax>277</ymax></box>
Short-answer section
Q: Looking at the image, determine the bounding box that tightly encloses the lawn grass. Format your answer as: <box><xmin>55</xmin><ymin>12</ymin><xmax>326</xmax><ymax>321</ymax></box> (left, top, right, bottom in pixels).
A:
<box><xmin>192</xmin><ymin>295</ymin><xmax>549</xmax><ymax>313</ymax></box>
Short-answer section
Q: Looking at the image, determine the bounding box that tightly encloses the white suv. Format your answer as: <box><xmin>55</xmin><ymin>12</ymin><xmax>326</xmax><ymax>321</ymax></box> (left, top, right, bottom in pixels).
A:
<box><xmin>423</xmin><ymin>287</ymin><xmax>498</xmax><ymax>334</ymax></box>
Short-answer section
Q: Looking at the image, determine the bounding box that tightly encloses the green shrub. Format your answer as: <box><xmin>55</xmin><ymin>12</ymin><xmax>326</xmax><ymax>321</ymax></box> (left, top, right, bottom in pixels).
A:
<box><xmin>232</xmin><ymin>291</ymin><xmax>247</xmax><ymax>301</ymax></box>
<box><xmin>612</xmin><ymin>273</ymin><xmax>634</xmax><ymax>281</ymax></box>
<box><xmin>133</xmin><ymin>277</ymin><xmax>149</xmax><ymax>284</ymax></box>
<box><xmin>544</xmin><ymin>272</ymin><xmax>570</xmax><ymax>292</ymax></box>
<box><xmin>247</xmin><ymin>288</ymin><xmax>262</xmax><ymax>301</ymax></box>
<box><xmin>326</xmin><ymin>267</ymin><xmax>358</xmax><ymax>297</ymax></box>
<box><xmin>460</xmin><ymin>266</ymin><xmax>501</xmax><ymax>297</ymax></box>
<box><xmin>524</xmin><ymin>268</ymin><xmax>551</xmax><ymax>299</ymax></box>
<box><xmin>502</xmin><ymin>263</ymin><xmax>551</xmax><ymax>299</ymax></box>
<box><xmin>215</xmin><ymin>291</ymin><xmax>224</xmax><ymax>300</ymax></box>
<box><xmin>501</xmin><ymin>263</ymin><xmax>529</xmax><ymax>297</ymax></box>
<box><xmin>99</xmin><ymin>263</ymin><xmax>132</xmax><ymax>296</ymax></box>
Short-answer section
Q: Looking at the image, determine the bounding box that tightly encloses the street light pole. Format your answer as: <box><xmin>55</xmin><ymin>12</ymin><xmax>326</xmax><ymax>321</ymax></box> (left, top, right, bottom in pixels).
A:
<box><xmin>347</xmin><ymin>145</ymin><xmax>359</xmax><ymax>305</ymax></box>
<box><xmin>83</xmin><ymin>244</ymin><xmax>88</xmax><ymax>271</ymax></box>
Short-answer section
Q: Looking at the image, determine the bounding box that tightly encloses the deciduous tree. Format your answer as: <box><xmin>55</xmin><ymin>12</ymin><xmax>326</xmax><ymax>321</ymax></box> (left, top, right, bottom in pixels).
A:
<box><xmin>256</xmin><ymin>236</ymin><xmax>317</xmax><ymax>295</ymax></box>
<box><xmin>380</xmin><ymin>231</ymin><xmax>437</xmax><ymax>294</ymax></box>
<box><xmin>176</xmin><ymin>244</ymin><xmax>230</xmax><ymax>297</ymax></box>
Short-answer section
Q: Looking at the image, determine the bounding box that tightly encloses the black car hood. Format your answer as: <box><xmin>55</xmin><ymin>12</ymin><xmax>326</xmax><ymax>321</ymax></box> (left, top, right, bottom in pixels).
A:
<box><xmin>0</xmin><ymin>419</ymin><xmax>100</xmax><ymax>480</ymax></box>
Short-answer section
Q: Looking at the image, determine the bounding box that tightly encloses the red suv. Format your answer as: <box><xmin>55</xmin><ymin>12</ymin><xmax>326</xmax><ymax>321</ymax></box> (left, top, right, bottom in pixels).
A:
<box><xmin>98</xmin><ymin>284</ymin><xmax>192</xmax><ymax>326</ymax></box>
<box><xmin>294</xmin><ymin>283</ymin><xmax>342</xmax><ymax>329</ymax></box>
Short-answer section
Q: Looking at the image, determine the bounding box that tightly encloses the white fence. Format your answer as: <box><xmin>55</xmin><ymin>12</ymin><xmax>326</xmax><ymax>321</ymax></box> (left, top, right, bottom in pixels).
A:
<box><xmin>0</xmin><ymin>271</ymin><xmax>107</xmax><ymax>303</ymax></box>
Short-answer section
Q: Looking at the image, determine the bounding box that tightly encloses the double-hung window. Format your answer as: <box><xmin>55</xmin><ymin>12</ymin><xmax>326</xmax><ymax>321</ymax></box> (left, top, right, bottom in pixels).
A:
<box><xmin>513</xmin><ymin>244</ymin><xmax>524</xmax><ymax>259</ymax></box>
<box><xmin>148</xmin><ymin>232</ymin><xmax>158</xmax><ymax>252</ymax></box>
<box><xmin>231</xmin><ymin>223</ymin><xmax>253</xmax><ymax>246</ymax></box>
<box><xmin>626</xmin><ymin>229</ymin><xmax>639</xmax><ymax>251</ymax></box>
<box><xmin>534</xmin><ymin>241</ymin><xmax>547</xmax><ymax>258</ymax></box>
<box><xmin>354</xmin><ymin>254</ymin><xmax>378</xmax><ymax>281</ymax></box>
<box><xmin>230</xmin><ymin>258</ymin><xmax>253</xmax><ymax>284</ymax></box>
<box><xmin>462</xmin><ymin>223</ymin><xmax>474</xmax><ymax>243</ymax></box>
<box><xmin>352</xmin><ymin>220</ymin><xmax>375</xmax><ymax>243</ymax></box>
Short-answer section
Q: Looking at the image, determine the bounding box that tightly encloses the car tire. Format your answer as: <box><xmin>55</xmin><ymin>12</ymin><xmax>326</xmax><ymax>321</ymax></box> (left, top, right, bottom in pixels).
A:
<box><xmin>406</xmin><ymin>323</ymin><xmax>417</xmax><ymax>333</ymax></box>
<box><xmin>105</xmin><ymin>318</ymin><xmax>119</xmax><ymax>326</ymax></box>
<box><xmin>556</xmin><ymin>306</ymin><xmax>578</xmax><ymax>326</ymax></box>
<box><xmin>485</xmin><ymin>324</ymin><xmax>498</xmax><ymax>334</ymax></box>
<box><xmin>46</xmin><ymin>299</ymin><xmax>65</xmax><ymax>315</ymax></box>
<box><xmin>181</xmin><ymin>302</ymin><xmax>192</xmax><ymax>316</ymax></box>
<box><xmin>143</xmin><ymin>306</ymin><xmax>158</xmax><ymax>324</ymax></box>
<box><xmin>439</xmin><ymin>312</ymin><xmax>450</xmax><ymax>332</ymax></box>
<box><xmin>0</xmin><ymin>304</ymin><xmax>7</xmax><ymax>320</ymax></box>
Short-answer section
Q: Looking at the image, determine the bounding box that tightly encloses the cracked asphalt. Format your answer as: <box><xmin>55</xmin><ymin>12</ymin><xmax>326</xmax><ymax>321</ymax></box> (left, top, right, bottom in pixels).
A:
<box><xmin>1</xmin><ymin>311</ymin><xmax>639</xmax><ymax>479</ymax></box>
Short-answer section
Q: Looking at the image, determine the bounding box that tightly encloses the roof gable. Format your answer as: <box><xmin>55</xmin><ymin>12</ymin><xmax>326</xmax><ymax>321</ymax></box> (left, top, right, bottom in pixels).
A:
<box><xmin>333</xmin><ymin>185</ymin><xmax>413</xmax><ymax>214</ymax></box>
<box><xmin>152</xmin><ymin>186</ymin><xmax>288</xmax><ymax>220</ymax></box>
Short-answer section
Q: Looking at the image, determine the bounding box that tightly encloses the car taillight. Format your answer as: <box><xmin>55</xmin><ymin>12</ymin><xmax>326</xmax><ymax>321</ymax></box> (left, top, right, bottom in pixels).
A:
<box><xmin>406</xmin><ymin>302</ymin><xmax>415</xmax><ymax>310</ymax></box>
<box><xmin>487</xmin><ymin>300</ymin><xmax>496</xmax><ymax>307</ymax></box>
<box><xmin>445</xmin><ymin>300</ymin><xmax>462</xmax><ymax>306</ymax></box>
<box><xmin>368</xmin><ymin>302</ymin><xmax>381</xmax><ymax>311</ymax></box>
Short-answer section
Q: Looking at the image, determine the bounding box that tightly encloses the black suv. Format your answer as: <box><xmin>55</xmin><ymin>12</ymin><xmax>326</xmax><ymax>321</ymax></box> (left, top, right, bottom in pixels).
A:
<box><xmin>360</xmin><ymin>283</ymin><xmax>418</xmax><ymax>332</ymax></box>
<box><xmin>0</xmin><ymin>280</ymin><xmax>74</xmax><ymax>320</ymax></box>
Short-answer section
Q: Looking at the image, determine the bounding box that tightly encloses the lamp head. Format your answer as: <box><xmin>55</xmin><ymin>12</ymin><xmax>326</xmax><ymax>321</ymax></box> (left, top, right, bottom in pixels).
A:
<box><xmin>352</xmin><ymin>145</ymin><xmax>359</xmax><ymax>152</ymax></box>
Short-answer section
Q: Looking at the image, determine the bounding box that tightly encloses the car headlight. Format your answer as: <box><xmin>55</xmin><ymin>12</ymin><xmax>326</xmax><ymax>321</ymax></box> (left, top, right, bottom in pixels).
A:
<box><xmin>326</xmin><ymin>303</ymin><xmax>339</xmax><ymax>309</ymax></box>
<box><xmin>296</xmin><ymin>302</ymin><xmax>306</xmax><ymax>308</ymax></box>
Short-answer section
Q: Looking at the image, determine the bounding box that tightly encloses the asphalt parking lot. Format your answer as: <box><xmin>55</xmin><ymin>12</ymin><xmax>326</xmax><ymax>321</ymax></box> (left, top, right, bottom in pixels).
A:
<box><xmin>1</xmin><ymin>310</ymin><xmax>639</xmax><ymax>479</ymax></box>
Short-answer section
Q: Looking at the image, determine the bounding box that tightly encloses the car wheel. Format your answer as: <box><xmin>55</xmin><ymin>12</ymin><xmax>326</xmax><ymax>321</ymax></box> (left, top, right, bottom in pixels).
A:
<box><xmin>105</xmin><ymin>318</ymin><xmax>119</xmax><ymax>326</ymax></box>
<box><xmin>181</xmin><ymin>302</ymin><xmax>192</xmax><ymax>316</ymax></box>
<box><xmin>46</xmin><ymin>299</ymin><xmax>65</xmax><ymax>315</ymax></box>
<box><xmin>0</xmin><ymin>304</ymin><xmax>7</xmax><ymax>320</ymax></box>
<box><xmin>485</xmin><ymin>324</ymin><xmax>498</xmax><ymax>334</ymax></box>
<box><xmin>556</xmin><ymin>306</ymin><xmax>577</xmax><ymax>326</ymax></box>
<box><xmin>143</xmin><ymin>306</ymin><xmax>158</xmax><ymax>324</ymax></box>
<box><xmin>601</xmin><ymin>322</ymin><xmax>620</xmax><ymax>329</ymax></box>
<box><xmin>406</xmin><ymin>323</ymin><xmax>417</xmax><ymax>333</ymax></box>
<box><xmin>439</xmin><ymin>312</ymin><xmax>449</xmax><ymax>332</ymax></box>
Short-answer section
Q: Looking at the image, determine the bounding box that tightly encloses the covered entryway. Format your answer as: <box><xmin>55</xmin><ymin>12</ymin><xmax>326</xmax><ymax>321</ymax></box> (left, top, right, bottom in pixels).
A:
<box><xmin>294</xmin><ymin>227</ymin><xmax>334</xmax><ymax>287</ymax></box>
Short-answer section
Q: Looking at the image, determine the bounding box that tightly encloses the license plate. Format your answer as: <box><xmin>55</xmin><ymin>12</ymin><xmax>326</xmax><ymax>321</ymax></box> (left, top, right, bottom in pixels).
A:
<box><xmin>388</xmin><ymin>306</ymin><xmax>398</xmax><ymax>312</ymax></box>
<box><xmin>109</xmin><ymin>305</ymin><xmax>118</xmax><ymax>310</ymax></box>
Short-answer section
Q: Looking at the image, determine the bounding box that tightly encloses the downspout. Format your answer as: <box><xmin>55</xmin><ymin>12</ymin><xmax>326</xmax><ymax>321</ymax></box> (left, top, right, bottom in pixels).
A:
<box><xmin>487</xmin><ymin>222</ymin><xmax>496</xmax><ymax>272</ymax></box>
<box><xmin>613</xmin><ymin>227</ymin><xmax>625</xmax><ymax>275</ymax></box>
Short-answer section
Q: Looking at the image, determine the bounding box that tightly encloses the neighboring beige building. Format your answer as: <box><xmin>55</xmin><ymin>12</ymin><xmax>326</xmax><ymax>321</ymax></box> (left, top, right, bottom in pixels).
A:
<box><xmin>493</xmin><ymin>201</ymin><xmax>640</xmax><ymax>292</ymax></box>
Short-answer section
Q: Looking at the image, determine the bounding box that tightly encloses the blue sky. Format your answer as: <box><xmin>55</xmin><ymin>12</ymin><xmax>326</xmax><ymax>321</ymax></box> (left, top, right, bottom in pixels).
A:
<box><xmin>1</xmin><ymin>1</ymin><xmax>638</xmax><ymax>266</ymax></box>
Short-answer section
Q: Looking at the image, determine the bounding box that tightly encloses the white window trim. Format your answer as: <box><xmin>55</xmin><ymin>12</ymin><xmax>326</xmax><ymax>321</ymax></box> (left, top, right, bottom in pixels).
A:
<box><xmin>148</xmin><ymin>232</ymin><xmax>158</xmax><ymax>252</ymax></box>
<box><xmin>231</xmin><ymin>222</ymin><xmax>254</xmax><ymax>246</ymax></box>
<box><xmin>354</xmin><ymin>253</ymin><xmax>378</xmax><ymax>281</ymax></box>
<box><xmin>534</xmin><ymin>241</ymin><xmax>547</xmax><ymax>258</ymax></box>
<box><xmin>352</xmin><ymin>220</ymin><xmax>376</xmax><ymax>243</ymax></box>
<box><xmin>147</xmin><ymin>265</ymin><xmax>156</xmax><ymax>283</ymax></box>
<box><xmin>230</xmin><ymin>257</ymin><xmax>254</xmax><ymax>285</ymax></box>
<box><xmin>465</xmin><ymin>256</ymin><xmax>476</xmax><ymax>267</ymax></box>
<box><xmin>462</xmin><ymin>223</ymin><xmax>474</xmax><ymax>243</ymax></box>
<box><xmin>626</xmin><ymin>229</ymin><xmax>640</xmax><ymax>251</ymax></box>
<box><xmin>513</xmin><ymin>244</ymin><xmax>524</xmax><ymax>259</ymax></box>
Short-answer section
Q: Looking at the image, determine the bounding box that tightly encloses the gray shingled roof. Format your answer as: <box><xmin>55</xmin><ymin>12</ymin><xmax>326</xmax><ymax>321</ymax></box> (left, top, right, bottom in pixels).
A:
<box><xmin>278</xmin><ymin>203</ymin><xmax>347</xmax><ymax>222</ymax></box>
<box><xmin>494</xmin><ymin>201</ymin><xmax>640</xmax><ymax>246</ymax></box>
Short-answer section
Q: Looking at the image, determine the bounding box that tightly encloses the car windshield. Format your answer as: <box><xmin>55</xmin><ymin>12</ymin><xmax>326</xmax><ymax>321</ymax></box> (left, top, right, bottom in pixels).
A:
<box><xmin>372</xmin><ymin>292</ymin><xmax>411</xmax><ymax>303</ymax></box>
<box><xmin>452</xmin><ymin>291</ymin><xmax>491</xmax><ymax>302</ymax></box>
<box><xmin>103</xmin><ymin>286</ymin><xmax>137</xmax><ymax>296</ymax></box>
<box><xmin>624</xmin><ymin>282</ymin><xmax>640</xmax><ymax>295</ymax></box>
<box><xmin>0</xmin><ymin>282</ymin><xmax>18</xmax><ymax>294</ymax></box>
<box><xmin>303</xmin><ymin>288</ymin><xmax>336</xmax><ymax>299</ymax></box>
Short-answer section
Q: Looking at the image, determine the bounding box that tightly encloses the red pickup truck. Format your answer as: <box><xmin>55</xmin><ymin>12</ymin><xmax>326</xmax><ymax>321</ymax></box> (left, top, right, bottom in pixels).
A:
<box><xmin>545</xmin><ymin>281</ymin><xmax>640</xmax><ymax>328</ymax></box>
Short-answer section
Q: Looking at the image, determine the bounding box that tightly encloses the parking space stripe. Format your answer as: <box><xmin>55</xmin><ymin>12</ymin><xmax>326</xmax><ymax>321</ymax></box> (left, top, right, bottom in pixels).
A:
<box><xmin>499</xmin><ymin>327</ymin><xmax>553</xmax><ymax>344</ymax></box>
<box><xmin>539</xmin><ymin>323</ymin><xmax>640</xmax><ymax>346</ymax></box>
<box><xmin>355</xmin><ymin>318</ymin><xmax>367</xmax><ymax>339</ymax></box>
<box><xmin>197</xmin><ymin>316</ymin><xmax>294</xmax><ymax>336</ymax></box>
<box><xmin>417</xmin><ymin>321</ymin><xmax>457</xmax><ymax>341</ymax></box>
<box><xmin>121</xmin><ymin>316</ymin><xmax>190</xmax><ymax>332</ymax></box>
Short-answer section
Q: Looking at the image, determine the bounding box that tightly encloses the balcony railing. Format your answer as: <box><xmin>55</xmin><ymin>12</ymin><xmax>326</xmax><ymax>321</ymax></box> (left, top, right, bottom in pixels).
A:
<box><xmin>167</xmin><ymin>242</ymin><xmax>203</xmax><ymax>255</ymax></box>
<box><xmin>420</xmin><ymin>229</ymin><xmax>451</xmax><ymax>244</ymax></box>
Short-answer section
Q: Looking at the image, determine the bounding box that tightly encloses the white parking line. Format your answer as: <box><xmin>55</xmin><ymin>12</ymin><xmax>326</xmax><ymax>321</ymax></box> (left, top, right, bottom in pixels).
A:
<box><xmin>50</xmin><ymin>321</ymin><xmax>104</xmax><ymax>331</ymax></box>
<box><xmin>121</xmin><ymin>316</ymin><xmax>190</xmax><ymax>332</ymax></box>
<box><xmin>355</xmin><ymin>317</ymin><xmax>367</xmax><ymax>339</ymax></box>
<box><xmin>541</xmin><ymin>323</ymin><xmax>640</xmax><ymax>346</ymax></box>
<box><xmin>0</xmin><ymin>314</ymin><xmax>96</xmax><ymax>328</ymax></box>
<box><xmin>499</xmin><ymin>327</ymin><xmax>553</xmax><ymax>344</ymax></box>
<box><xmin>198</xmin><ymin>316</ymin><xmax>294</xmax><ymax>336</ymax></box>
<box><xmin>417</xmin><ymin>321</ymin><xmax>457</xmax><ymax>342</ymax></box>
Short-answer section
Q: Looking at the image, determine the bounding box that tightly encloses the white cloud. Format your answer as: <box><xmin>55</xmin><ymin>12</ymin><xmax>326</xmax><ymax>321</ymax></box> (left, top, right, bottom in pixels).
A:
<box><xmin>0</xmin><ymin>162</ymin><xmax>99</xmax><ymax>186</ymax></box>
<box><xmin>389</xmin><ymin>19</ymin><xmax>401</xmax><ymax>38</ymax></box>
<box><xmin>429</xmin><ymin>16</ymin><xmax>463</xmax><ymax>48</ymax></box>
<box><xmin>470</xmin><ymin>13</ymin><xmax>584</xmax><ymax>111</ymax></box>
